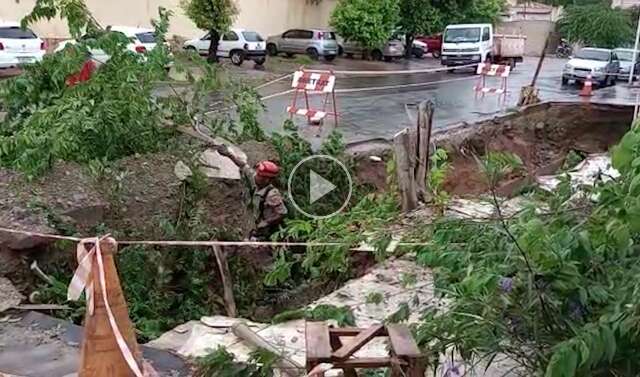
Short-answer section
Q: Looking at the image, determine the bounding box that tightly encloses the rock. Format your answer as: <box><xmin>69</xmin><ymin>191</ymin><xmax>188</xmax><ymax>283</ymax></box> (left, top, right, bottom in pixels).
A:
<box><xmin>535</xmin><ymin>122</ymin><xmax>545</xmax><ymax>130</ymax></box>
<box><xmin>0</xmin><ymin>277</ymin><xmax>24</xmax><ymax>312</ymax></box>
<box><xmin>174</xmin><ymin>161</ymin><xmax>193</xmax><ymax>181</ymax></box>
<box><xmin>198</xmin><ymin>149</ymin><xmax>241</xmax><ymax>180</ymax></box>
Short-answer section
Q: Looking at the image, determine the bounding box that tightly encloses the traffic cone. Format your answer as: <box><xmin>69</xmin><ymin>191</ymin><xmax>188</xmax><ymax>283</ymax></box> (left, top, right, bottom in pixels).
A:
<box><xmin>579</xmin><ymin>75</ymin><xmax>593</xmax><ymax>97</ymax></box>
<box><xmin>78</xmin><ymin>239</ymin><xmax>143</xmax><ymax>377</ymax></box>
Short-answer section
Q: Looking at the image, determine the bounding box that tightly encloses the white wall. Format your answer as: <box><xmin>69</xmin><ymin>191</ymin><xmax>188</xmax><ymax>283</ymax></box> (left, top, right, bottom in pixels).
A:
<box><xmin>0</xmin><ymin>0</ymin><xmax>338</xmax><ymax>39</ymax></box>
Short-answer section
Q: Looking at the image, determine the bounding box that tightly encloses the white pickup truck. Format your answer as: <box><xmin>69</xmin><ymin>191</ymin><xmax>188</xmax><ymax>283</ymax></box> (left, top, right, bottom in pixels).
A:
<box><xmin>440</xmin><ymin>23</ymin><xmax>525</xmax><ymax>69</ymax></box>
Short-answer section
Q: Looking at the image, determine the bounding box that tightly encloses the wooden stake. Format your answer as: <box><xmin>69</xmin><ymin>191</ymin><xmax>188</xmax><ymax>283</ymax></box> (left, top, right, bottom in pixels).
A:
<box><xmin>212</xmin><ymin>245</ymin><xmax>237</xmax><ymax>317</ymax></box>
<box><xmin>79</xmin><ymin>239</ymin><xmax>142</xmax><ymax>377</ymax></box>
<box><xmin>393</xmin><ymin>130</ymin><xmax>419</xmax><ymax>212</ymax></box>
<box><xmin>232</xmin><ymin>322</ymin><xmax>304</xmax><ymax>377</ymax></box>
<box><xmin>415</xmin><ymin>100</ymin><xmax>435</xmax><ymax>202</ymax></box>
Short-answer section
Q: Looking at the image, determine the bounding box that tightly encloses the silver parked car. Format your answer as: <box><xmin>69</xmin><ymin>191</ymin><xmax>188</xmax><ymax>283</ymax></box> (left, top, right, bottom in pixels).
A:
<box><xmin>338</xmin><ymin>37</ymin><xmax>405</xmax><ymax>62</ymax></box>
<box><xmin>266</xmin><ymin>29</ymin><xmax>338</xmax><ymax>61</ymax></box>
<box><xmin>562</xmin><ymin>48</ymin><xmax>620</xmax><ymax>86</ymax></box>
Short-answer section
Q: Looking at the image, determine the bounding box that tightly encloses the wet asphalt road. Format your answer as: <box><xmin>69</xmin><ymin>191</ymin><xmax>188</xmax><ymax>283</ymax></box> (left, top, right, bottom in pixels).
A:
<box><xmin>257</xmin><ymin>56</ymin><xmax>637</xmax><ymax>144</ymax></box>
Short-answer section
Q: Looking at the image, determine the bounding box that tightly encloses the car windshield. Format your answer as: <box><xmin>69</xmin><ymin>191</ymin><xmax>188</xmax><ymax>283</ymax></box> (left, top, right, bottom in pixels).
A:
<box><xmin>444</xmin><ymin>27</ymin><xmax>480</xmax><ymax>43</ymax></box>
<box><xmin>575</xmin><ymin>49</ymin><xmax>610</xmax><ymax>61</ymax></box>
<box><xmin>0</xmin><ymin>27</ymin><xmax>37</xmax><ymax>39</ymax></box>
<box><xmin>616</xmin><ymin>50</ymin><xmax>636</xmax><ymax>61</ymax></box>
<box><xmin>136</xmin><ymin>32</ymin><xmax>156</xmax><ymax>44</ymax></box>
<box><xmin>242</xmin><ymin>32</ymin><xmax>264</xmax><ymax>42</ymax></box>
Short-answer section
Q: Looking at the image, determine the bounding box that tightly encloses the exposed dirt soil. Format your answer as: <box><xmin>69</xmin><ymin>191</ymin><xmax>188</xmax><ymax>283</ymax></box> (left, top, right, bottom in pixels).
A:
<box><xmin>440</xmin><ymin>103</ymin><xmax>632</xmax><ymax>196</ymax></box>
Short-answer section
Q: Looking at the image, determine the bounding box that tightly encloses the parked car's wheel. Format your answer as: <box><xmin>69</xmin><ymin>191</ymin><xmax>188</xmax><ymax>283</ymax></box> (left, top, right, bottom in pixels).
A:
<box><xmin>384</xmin><ymin>56</ymin><xmax>393</xmax><ymax>62</ymax></box>
<box><xmin>432</xmin><ymin>49</ymin><xmax>441</xmax><ymax>59</ymax></box>
<box><xmin>185</xmin><ymin>45</ymin><xmax>197</xmax><ymax>52</ymax></box>
<box><xmin>254</xmin><ymin>57</ymin><xmax>266</xmax><ymax>66</ymax></box>
<box><xmin>230</xmin><ymin>50</ymin><xmax>245</xmax><ymax>66</ymax></box>
<box><xmin>371</xmin><ymin>49</ymin><xmax>383</xmax><ymax>61</ymax></box>
<box><xmin>561</xmin><ymin>76</ymin><xmax>569</xmax><ymax>85</ymax></box>
<box><xmin>338</xmin><ymin>45</ymin><xmax>344</xmax><ymax>56</ymax></box>
<box><xmin>306</xmin><ymin>48</ymin><xmax>319</xmax><ymax>60</ymax></box>
<box><xmin>610</xmin><ymin>74</ymin><xmax>617</xmax><ymax>85</ymax></box>
<box><xmin>266</xmin><ymin>43</ymin><xmax>278</xmax><ymax>56</ymax></box>
<box><xmin>345</xmin><ymin>53</ymin><xmax>354</xmax><ymax>59</ymax></box>
<box><xmin>412</xmin><ymin>47</ymin><xmax>424</xmax><ymax>59</ymax></box>
<box><xmin>285</xmin><ymin>52</ymin><xmax>294</xmax><ymax>58</ymax></box>
<box><xmin>324</xmin><ymin>55</ymin><xmax>336</xmax><ymax>62</ymax></box>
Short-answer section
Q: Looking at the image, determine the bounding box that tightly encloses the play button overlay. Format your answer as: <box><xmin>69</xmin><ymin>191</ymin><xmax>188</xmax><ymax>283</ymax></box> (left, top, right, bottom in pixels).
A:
<box><xmin>310</xmin><ymin>170</ymin><xmax>336</xmax><ymax>204</ymax></box>
<box><xmin>288</xmin><ymin>155</ymin><xmax>353</xmax><ymax>219</ymax></box>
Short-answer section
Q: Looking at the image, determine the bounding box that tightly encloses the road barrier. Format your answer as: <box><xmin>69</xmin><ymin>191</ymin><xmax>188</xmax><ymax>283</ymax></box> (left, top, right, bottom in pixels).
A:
<box><xmin>579</xmin><ymin>75</ymin><xmax>593</xmax><ymax>97</ymax></box>
<box><xmin>287</xmin><ymin>69</ymin><xmax>339</xmax><ymax>126</ymax></box>
<box><xmin>473</xmin><ymin>63</ymin><xmax>511</xmax><ymax>99</ymax></box>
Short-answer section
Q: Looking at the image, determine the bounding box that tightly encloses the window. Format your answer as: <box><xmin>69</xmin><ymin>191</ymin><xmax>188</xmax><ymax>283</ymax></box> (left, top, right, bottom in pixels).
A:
<box><xmin>444</xmin><ymin>27</ymin><xmax>481</xmax><ymax>43</ymax></box>
<box><xmin>136</xmin><ymin>32</ymin><xmax>156</xmax><ymax>44</ymax></box>
<box><xmin>300</xmin><ymin>30</ymin><xmax>314</xmax><ymax>39</ymax></box>
<box><xmin>0</xmin><ymin>27</ymin><xmax>37</xmax><ymax>39</ymax></box>
<box><xmin>575</xmin><ymin>49</ymin><xmax>610</xmax><ymax>62</ymax></box>
<box><xmin>223</xmin><ymin>31</ymin><xmax>239</xmax><ymax>41</ymax></box>
<box><xmin>242</xmin><ymin>31</ymin><xmax>264</xmax><ymax>42</ymax></box>
<box><xmin>611</xmin><ymin>53</ymin><xmax>618</xmax><ymax>61</ymax></box>
<box><xmin>283</xmin><ymin>30</ymin><xmax>296</xmax><ymax>38</ymax></box>
<box><xmin>482</xmin><ymin>28</ymin><xmax>490</xmax><ymax>41</ymax></box>
<box><xmin>202</xmin><ymin>32</ymin><xmax>211</xmax><ymax>41</ymax></box>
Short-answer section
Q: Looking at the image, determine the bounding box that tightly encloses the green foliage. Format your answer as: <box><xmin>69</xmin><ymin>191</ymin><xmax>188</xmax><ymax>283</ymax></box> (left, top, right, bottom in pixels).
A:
<box><xmin>386</xmin><ymin>302</ymin><xmax>410</xmax><ymax>323</ymax></box>
<box><xmin>0</xmin><ymin>8</ymin><xmax>175</xmax><ymax>179</ymax></box>
<box><xmin>559</xmin><ymin>4</ymin><xmax>634</xmax><ymax>48</ymax></box>
<box><xmin>427</xmin><ymin>147</ymin><xmax>450</xmax><ymax>209</ymax></box>
<box><xmin>366</xmin><ymin>291</ymin><xmax>384</xmax><ymax>304</ymax></box>
<box><xmin>180</xmin><ymin>0</ymin><xmax>238</xmax><ymax>33</ymax></box>
<box><xmin>272</xmin><ymin>304</ymin><xmax>356</xmax><ymax>326</ymax></box>
<box><xmin>195</xmin><ymin>347</ymin><xmax>278</xmax><ymax>377</ymax></box>
<box><xmin>398</xmin><ymin>0</ymin><xmax>442</xmax><ymax>36</ymax></box>
<box><xmin>330</xmin><ymin>0</ymin><xmax>400</xmax><ymax>49</ymax></box>
<box><xmin>410</xmin><ymin>125</ymin><xmax>640</xmax><ymax>375</ymax></box>
<box><xmin>22</xmin><ymin>0</ymin><xmax>99</xmax><ymax>39</ymax></box>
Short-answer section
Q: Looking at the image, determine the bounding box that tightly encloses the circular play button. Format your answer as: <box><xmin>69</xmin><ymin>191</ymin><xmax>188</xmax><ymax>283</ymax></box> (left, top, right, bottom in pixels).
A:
<box><xmin>288</xmin><ymin>155</ymin><xmax>353</xmax><ymax>219</ymax></box>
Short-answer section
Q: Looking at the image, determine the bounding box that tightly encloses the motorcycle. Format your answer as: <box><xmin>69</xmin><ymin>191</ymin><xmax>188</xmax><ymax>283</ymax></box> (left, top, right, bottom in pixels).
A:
<box><xmin>556</xmin><ymin>38</ymin><xmax>572</xmax><ymax>59</ymax></box>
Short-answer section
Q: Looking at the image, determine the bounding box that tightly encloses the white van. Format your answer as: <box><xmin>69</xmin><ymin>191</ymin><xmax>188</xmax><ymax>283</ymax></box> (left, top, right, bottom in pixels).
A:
<box><xmin>441</xmin><ymin>23</ymin><xmax>525</xmax><ymax>69</ymax></box>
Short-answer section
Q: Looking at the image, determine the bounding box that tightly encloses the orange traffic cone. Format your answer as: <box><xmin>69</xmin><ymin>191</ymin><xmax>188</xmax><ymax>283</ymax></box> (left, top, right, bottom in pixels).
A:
<box><xmin>579</xmin><ymin>75</ymin><xmax>593</xmax><ymax>97</ymax></box>
<box><xmin>78</xmin><ymin>239</ymin><xmax>143</xmax><ymax>377</ymax></box>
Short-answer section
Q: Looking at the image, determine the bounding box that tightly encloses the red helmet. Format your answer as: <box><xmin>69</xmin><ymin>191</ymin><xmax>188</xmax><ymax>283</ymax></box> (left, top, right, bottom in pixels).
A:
<box><xmin>256</xmin><ymin>161</ymin><xmax>280</xmax><ymax>178</ymax></box>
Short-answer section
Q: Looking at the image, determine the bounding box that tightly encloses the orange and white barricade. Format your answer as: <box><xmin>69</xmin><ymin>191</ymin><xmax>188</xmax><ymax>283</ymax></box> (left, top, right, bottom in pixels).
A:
<box><xmin>287</xmin><ymin>68</ymin><xmax>339</xmax><ymax>126</ymax></box>
<box><xmin>474</xmin><ymin>63</ymin><xmax>511</xmax><ymax>100</ymax></box>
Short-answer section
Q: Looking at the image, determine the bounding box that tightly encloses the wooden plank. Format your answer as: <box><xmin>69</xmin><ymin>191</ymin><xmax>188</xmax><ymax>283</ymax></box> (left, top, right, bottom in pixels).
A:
<box><xmin>333</xmin><ymin>357</ymin><xmax>407</xmax><ymax>369</ymax></box>
<box><xmin>332</xmin><ymin>324</ymin><xmax>384</xmax><ymax>360</ymax></box>
<box><xmin>232</xmin><ymin>323</ymin><xmax>304</xmax><ymax>377</ymax></box>
<box><xmin>387</xmin><ymin>324</ymin><xmax>422</xmax><ymax>358</ymax></box>
<box><xmin>212</xmin><ymin>245</ymin><xmax>237</xmax><ymax>318</ymax></box>
<box><xmin>393</xmin><ymin>130</ymin><xmax>418</xmax><ymax>212</ymax></box>
<box><xmin>306</xmin><ymin>322</ymin><xmax>332</xmax><ymax>362</ymax></box>
<box><xmin>329</xmin><ymin>327</ymin><xmax>387</xmax><ymax>337</ymax></box>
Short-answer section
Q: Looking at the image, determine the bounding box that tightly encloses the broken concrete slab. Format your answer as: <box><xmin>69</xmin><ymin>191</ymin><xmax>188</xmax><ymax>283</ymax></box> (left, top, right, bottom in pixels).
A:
<box><xmin>198</xmin><ymin>149</ymin><xmax>242</xmax><ymax>180</ymax></box>
<box><xmin>537</xmin><ymin>153</ymin><xmax>619</xmax><ymax>192</ymax></box>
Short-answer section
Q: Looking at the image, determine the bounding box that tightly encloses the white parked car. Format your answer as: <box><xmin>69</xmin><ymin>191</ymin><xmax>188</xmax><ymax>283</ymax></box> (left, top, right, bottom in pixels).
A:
<box><xmin>183</xmin><ymin>28</ymin><xmax>267</xmax><ymax>66</ymax></box>
<box><xmin>55</xmin><ymin>26</ymin><xmax>159</xmax><ymax>64</ymax></box>
<box><xmin>0</xmin><ymin>21</ymin><xmax>46</xmax><ymax>69</ymax></box>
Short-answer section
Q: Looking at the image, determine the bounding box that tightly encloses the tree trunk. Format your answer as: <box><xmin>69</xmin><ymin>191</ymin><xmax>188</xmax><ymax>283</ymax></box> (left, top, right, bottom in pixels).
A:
<box><xmin>405</xmin><ymin>33</ymin><xmax>414</xmax><ymax>59</ymax></box>
<box><xmin>208</xmin><ymin>29</ymin><xmax>220</xmax><ymax>63</ymax></box>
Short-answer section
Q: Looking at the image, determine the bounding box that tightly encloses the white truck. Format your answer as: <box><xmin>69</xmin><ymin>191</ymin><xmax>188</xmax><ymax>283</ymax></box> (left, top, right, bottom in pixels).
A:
<box><xmin>440</xmin><ymin>23</ymin><xmax>525</xmax><ymax>69</ymax></box>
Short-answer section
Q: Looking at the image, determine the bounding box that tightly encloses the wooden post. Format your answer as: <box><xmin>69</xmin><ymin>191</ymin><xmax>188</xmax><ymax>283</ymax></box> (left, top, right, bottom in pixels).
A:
<box><xmin>415</xmin><ymin>100</ymin><xmax>435</xmax><ymax>202</ymax></box>
<box><xmin>232</xmin><ymin>322</ymin><xmax>304</xmax><ymax>377</ymax></box>
<box><xmin>518</xmin><ymin>33</ymin><xmax>550</xmax><ymax>107</ymax></box>
<box><xmin>212</xmin><ymin>245</ymin><xmax>237</xmax><ymax>317</ymax></box>
<box><xmin>79</xmin><ymin>239</ymin><xmax>142</xmax><ymax>377</ymax></box>
<box><xmin>393</xmin><ymin>129</ymin><xmax>418</xmax><ymax>212</ymax></box>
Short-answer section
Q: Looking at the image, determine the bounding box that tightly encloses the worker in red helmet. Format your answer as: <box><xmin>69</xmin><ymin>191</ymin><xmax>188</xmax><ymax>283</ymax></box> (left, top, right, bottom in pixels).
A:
<box><xmin>251</xmin><ymin>160</ymin><xmax>288</xmax><ymax>240</ymax></box>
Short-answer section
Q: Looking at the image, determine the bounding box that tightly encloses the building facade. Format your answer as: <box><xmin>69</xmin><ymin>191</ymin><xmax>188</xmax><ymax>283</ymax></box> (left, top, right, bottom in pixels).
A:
<box><xmin>1</xmin><ymin>0</ymin><xmax>337</xmax><ymax>39</ymax></box>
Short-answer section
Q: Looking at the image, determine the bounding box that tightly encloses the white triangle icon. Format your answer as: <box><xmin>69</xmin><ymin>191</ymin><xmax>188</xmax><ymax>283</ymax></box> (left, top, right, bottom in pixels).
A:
<box><xmin>310</xmin><ymin>170</ymin><xmax>336</xmax><ymax>204</ymax></box>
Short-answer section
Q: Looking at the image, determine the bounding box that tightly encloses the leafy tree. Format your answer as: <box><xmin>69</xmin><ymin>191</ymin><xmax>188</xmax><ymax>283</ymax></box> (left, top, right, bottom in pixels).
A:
<box><xmin>330</xmin><ymin>0</ymin><xmax>400</xmax><ymax>50</ymax></box>
<box><xmin>559</xmin><ymin>3</ymin><xmax>634</xmax><ymax>48</ymax></box>
<box><xmin>398</xmin><ymin>0</ymin><xmax>442</xmax><ymax>57</ymax></box>
<box><xmin>180</xmin><ymin>0</ymin><xmax>239</xmax><ymax>63</ymax></box>
<box><xmin>21</xmin><ymin>0</ymin><xmax>100</xmax><ymax>38</ymax></box>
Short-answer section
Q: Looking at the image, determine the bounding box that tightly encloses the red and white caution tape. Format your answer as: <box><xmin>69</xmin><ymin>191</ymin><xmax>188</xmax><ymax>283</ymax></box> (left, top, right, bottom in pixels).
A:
<box><xmin>305</xmin><ymin>63</ymin><xmax>478</xmax><ymax>76</ymax></box>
